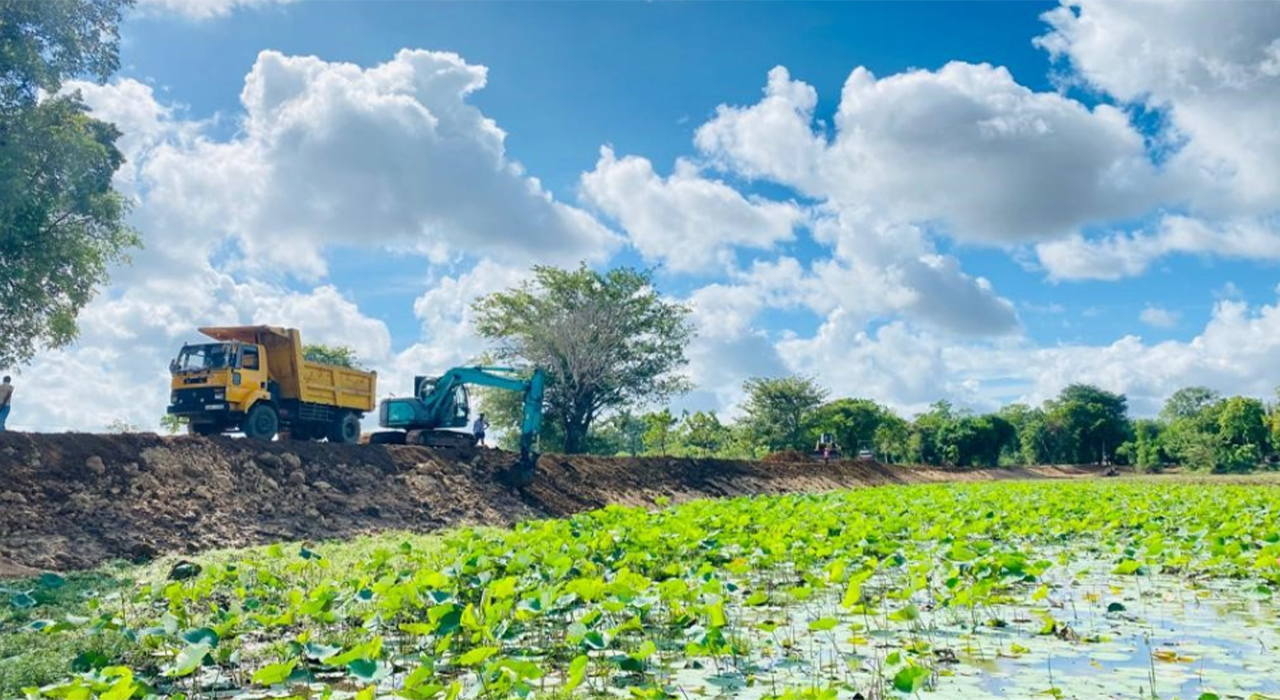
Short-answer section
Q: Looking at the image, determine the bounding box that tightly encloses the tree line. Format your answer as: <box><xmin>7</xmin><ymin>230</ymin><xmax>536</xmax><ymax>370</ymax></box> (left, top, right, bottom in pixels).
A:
<box><xmin>470</xmin><ymin>266</ymin><xmax>1275</xmax><ymax>472</ymax></box>
<box><xmin>551</xmin><ymin>379</ymin><xmax>1278</xmax><ymax>472</ymax></box>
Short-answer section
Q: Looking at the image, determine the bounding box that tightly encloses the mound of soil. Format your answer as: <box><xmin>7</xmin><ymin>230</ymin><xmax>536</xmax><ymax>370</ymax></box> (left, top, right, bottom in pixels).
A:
<box><xmin>0</xmin><ymin>432</ymin><xmax>1092</xmax><ymax>574</ymax></box>
<box><xmin>763</xmin><ymin>450</ymin><xmax>812</xmax><ymax>463</ymax></box>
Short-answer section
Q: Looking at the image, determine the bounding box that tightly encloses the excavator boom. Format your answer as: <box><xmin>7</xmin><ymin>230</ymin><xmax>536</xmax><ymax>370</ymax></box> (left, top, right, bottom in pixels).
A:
<box><xmin>375</xmin><ymin>366</ymin><xmax>545</xmax><ymax>487</ymax></box>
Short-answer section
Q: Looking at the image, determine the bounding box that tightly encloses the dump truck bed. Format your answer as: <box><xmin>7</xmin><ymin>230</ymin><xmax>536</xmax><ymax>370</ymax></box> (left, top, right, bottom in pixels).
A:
<box><xmin>199</xmin><ymin>325</ymin><xmax>376</xmax><ymax>412</ymax></box>
<box><xmin>299</xmin><ymin>361</ymin><xmax>376</xmax><ymax>412</ymax></box>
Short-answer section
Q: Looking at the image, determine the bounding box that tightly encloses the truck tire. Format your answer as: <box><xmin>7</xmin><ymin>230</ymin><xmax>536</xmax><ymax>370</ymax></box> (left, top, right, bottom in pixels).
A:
<box><xmin>243</xmin><ymin>404</ymin><xmax>279</xmax><ymax>441</ymax></box>
<box><xmin>329</xmin><ymin>412</ymin><xmax>361</xmax><ymax>444</ymax></box>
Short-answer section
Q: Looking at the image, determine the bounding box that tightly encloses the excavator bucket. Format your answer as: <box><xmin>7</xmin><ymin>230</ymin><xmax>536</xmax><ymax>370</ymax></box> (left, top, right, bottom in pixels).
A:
<box><xmin>501</xmin><ymin>450</ymin><xmax>538</xmax><ymax>489</ymax></box>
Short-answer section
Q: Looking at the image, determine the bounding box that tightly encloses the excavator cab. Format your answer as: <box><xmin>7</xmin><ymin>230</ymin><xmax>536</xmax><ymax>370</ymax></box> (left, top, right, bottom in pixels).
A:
<box><xmin>415</xmin><ymin>377</ymin><xmax>470</xmax><ymax>427</ymax></box>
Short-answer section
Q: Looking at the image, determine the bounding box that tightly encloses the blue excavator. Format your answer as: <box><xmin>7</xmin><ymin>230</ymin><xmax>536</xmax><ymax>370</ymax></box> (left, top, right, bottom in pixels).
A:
<box><xmin>368</xmin><ymin>366</ymin><xmax>545</xmax><ymax>487</ymax></box>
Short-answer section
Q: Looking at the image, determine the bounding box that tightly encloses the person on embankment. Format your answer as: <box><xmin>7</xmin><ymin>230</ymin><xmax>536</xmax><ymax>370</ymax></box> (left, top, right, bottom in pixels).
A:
<box><xmin>0</xmin><ymin>376</ymin><xmax>12</xmax><ymax>431</ymax></box>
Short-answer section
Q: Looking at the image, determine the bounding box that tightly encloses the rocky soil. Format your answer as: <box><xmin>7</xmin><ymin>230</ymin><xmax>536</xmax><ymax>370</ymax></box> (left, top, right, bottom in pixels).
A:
<box><xmin>0</xmin><ymin>432</ymin><xmax>1091</xmax><ymax>574</ymax></box>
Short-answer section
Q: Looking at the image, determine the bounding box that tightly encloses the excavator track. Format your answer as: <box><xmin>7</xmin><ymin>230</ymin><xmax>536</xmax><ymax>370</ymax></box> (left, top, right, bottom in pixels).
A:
<box><xmin>407</xmin><ymin>429</ymin><xmax>479</xmax><ymax>460</ymax></box>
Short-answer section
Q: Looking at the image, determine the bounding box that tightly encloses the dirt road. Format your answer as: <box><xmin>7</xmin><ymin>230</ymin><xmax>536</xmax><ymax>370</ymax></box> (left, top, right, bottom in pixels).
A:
<box><xmin>0</xmin><ymin>432</ymin><xmax>1092</xmax><ymax>574</ymax></box>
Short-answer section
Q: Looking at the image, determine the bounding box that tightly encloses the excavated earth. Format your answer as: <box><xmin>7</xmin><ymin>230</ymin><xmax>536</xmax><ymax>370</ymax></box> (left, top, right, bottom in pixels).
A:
<box><xmin>0</xmin><ymin>432</ymin><xmax>1093</xmax><ymax>576</ymax></box>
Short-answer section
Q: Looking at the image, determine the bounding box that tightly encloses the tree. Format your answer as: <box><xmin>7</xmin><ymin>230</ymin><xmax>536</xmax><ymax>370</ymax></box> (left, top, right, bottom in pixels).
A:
<box><xmin>1216</xmin><ymin>396</ymin><xmax>1267</xmax><ymax>471</ymax></box>
<box><xmin>1045</xmin><ymin>384</ymin><xmax>1130</xmax><ymax>464</ymax></box>
<box><xmin>1</xmin><ymin>0</ymin><xmax>139</xmax><ymax>367</ymax></box>
<box><xmin>600</xmin><ymin>410</ymin><xmax>646</xmax><ymax>457</ymax></box>
<box><xmin>160</xmin><ymin>413</ymin><xmax>185</xmax><ymax>435</ymax></box>
<box><xmin>813</xmin><ymin>398</ymin><xmax>895</xmax><ymax>456</ymax></box>
<box><xmin>996</xmin><ymin>403</ymin><xmax>1036</xmax><ymax>465</ymax></box>
<box><xmin>939</xmin><ymin>414</ymin><xmax>1015</xmax><ymax>468</ymax></box>
<box><xmin>1126</xmin><ymin>419</ymin><xmax>1166</xmax><ymax>471</ymax></box>
<box><xmin>1160</xmin><ymin>390</ymin><xmax>1225</xmax><ymax>471</ymax></box>
<box><xmin>872</xmin><ymin>414</ymin><xmax>910</xmax><ymax>464</ymax></box>
<box><xmin>1161</xmin><ymin>386</ymin><xmax>1221</xmax><ymax>422</ymax></box>
<box><xmin>473</xmin><ymin>265</ymin><xmax>693</xmax><ymax>453</ymax></box>
<box><xmin>303</xmin><ymin>344</ymin><xmax>362</xmax><ymax>369</ymax></box>
<box><xmin>682</xmin><ymin>410</ymin><xmax>729</xmax><ymax>456</ymax></box>
<box><xmin>642</xmin><ymin>409</ymin><xmax>678</xmax><ymax>456</ymax></box>
<box><xmin>908</xmin><ymin>400</ymin><xmax>955</xmax><ymax>465</ymax></box>
<box><xmin>740</xmin><ymin>376</ymin><xmax>828</xmax><ymax>452</ymax></box>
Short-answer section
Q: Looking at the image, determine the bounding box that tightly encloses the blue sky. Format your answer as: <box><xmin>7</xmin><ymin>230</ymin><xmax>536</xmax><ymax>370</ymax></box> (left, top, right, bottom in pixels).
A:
<box><xmin>116</xmin><ymin>0</ymin><xmax>1257</xmax><ymax>348</ymax></box>
<box><xmin>12</xmin><ymin>0</ymin><xmax>1280</xmax><ymax>430</ymax></box>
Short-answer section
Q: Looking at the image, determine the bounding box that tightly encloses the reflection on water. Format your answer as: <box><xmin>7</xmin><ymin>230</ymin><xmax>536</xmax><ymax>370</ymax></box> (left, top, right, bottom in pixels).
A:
<box><xmin>664</xmin><ymin>558</ymin><xmax>1280</xmax><ymax>700</ymax></box>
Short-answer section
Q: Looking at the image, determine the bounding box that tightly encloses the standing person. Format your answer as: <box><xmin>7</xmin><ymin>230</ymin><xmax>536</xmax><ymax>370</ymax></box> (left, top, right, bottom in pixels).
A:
<box><xmin>473</xmin><ymin>413</ymin><xmax>489</xmax><ymax>447</ymax></box>
<box><xmin>0</xmin><ymin>377</ymin><xmax>12</xmax><ymax>432</ymax></box>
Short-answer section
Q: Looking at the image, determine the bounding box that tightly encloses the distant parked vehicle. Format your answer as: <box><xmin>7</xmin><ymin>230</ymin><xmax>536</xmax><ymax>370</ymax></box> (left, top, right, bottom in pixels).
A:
<box><xmin>857</xmin><ymin>448</ymin><xmax>875</xmax><ymax>461</ymax></box>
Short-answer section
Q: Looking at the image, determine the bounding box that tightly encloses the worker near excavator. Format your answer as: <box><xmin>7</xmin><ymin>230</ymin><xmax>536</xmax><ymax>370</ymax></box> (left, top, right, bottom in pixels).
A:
<box><xmin>473</xmin><ymin>413</ymin><xmax>489</xmax><ymax>447</ymax></box>
<box><xmin>0</xmin><ymin>376</ymin><xmax>13</xmax><ymax>431</ymax></box>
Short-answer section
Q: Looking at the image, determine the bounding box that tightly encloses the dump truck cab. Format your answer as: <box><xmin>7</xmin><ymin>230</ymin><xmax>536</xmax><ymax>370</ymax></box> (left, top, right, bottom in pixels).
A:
<box><xmin>169</xmin><ymin>341</ymin><xmax>271</xmax><ymax>421</ymax></box>
<box><xmin>168</xmin><ymin>326</ymin><xmax>376</xmax><ymax>442</ymax></box>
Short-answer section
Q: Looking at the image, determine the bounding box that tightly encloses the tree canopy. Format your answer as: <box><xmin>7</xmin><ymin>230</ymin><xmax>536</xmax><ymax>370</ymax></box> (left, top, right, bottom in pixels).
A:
<box><xmin>302</xmin><ymin>344</ymin><xmax>363</xmax><ymax>369</ymax></box>
<box><xmin>740</xmin><ymin>375</ymin><xmax>827</xmax><ymax>452</ymax></box>
<box><xmin>1</xmin><ymin>0</ymin><xmax>139</xmax><ymax>367</ymax></box>
<box><xmin>473</xmin><ymin>265</ymin><xmax>693</xmax><ymax>453</ymax></box>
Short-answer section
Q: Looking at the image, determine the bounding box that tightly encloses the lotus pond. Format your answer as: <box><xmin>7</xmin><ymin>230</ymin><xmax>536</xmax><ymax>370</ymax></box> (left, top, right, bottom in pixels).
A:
<box><xmin>5</xmin><ymin>479</ymin><xmax>1280</xmax><ymax>700</ymax></box>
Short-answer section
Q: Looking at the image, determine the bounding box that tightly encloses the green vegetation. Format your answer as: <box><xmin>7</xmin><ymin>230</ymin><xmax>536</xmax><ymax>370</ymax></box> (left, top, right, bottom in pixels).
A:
<box><xmin>473</xmin><ymin>265</ymin><xmax>693</xmax><ymax>453</ymax></box>
<box><xmin>5</xmin><ymin>480</ymin><xmax>1280</xmax><ymax>699</ymax></box>
<box><xmin>557</xmin><ymin>377</ymin><xmax>1280</xmax><ymax>472</ymax></box>
<box><xmin>466</xmin><ymin>269</ymin><xmax>1272</xmax><ymax>472</ymax></box>
<box><xmin>0</xmin><ymin>0</ymin><xmax>140</xmax><ymax>367</ymax></box>
<box><xmin>303</xmin><ymin>345</ymin><xmax>363</xmax><ymax>370</ymax></box>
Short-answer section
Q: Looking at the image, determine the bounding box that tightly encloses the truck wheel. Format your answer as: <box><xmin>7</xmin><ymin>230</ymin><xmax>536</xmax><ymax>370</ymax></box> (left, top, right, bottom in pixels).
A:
<box><xmin>329</xmin><ymin>412</ymin><xmax>361</xmax><ymax>444</ymax></box>
<box><xmin>243</xmin><ymin>405</ymin><xmax>279</xmax><ymax>441</ymax></box>
<box><xmin>189</xmin><ymin>423</ymin><xmax>220</xmax><ymax>437</ymax></box>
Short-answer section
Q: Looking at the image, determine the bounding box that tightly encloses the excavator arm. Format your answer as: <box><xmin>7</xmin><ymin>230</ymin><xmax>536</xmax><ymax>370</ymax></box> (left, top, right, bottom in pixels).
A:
<box><xmin>423</xmin><ymin>366</ymin><xmax>545</xmax><ymax>464</ymax></box>
<box><xmin>378</xmin><ymin>366</ymin><xmax>545</xmax><ymax>487</ymax></box>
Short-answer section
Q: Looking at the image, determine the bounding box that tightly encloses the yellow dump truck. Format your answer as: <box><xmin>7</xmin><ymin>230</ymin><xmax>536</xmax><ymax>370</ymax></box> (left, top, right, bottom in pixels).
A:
<box><xmin>167</xmin><ymin>326</ymin><xmax>377</xmax><ymax>442</ymax></box>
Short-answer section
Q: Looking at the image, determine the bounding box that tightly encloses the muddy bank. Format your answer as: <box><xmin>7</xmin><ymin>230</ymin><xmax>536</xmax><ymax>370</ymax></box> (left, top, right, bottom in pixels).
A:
<box><xmin>0</xmin><ymin>431</ymin><xmax>1092</xmax><ymax>574</ymax></box>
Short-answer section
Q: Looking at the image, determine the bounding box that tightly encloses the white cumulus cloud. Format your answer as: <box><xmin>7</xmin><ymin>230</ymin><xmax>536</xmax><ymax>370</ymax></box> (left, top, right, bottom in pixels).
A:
<box><xmin>580</xmin><ymin>148</ymin><xmax>805</xmax><ymax>273</ymax></box>
<box><xmin>697</xmin><ymin>63</ymin><xmax>1160</xmax><ymax>244</ymax></box>
<box><xmin>97</xmin><ymin>50</ymin><xmax>618</xmax><ymax>280</ymax></box>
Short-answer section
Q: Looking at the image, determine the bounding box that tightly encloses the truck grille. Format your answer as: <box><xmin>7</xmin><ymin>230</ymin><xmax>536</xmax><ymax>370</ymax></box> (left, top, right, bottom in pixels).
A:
<box><xmin>170</xmin><ymin>388</ymin><xmax>224</xmax><ymax>411</ymax></box>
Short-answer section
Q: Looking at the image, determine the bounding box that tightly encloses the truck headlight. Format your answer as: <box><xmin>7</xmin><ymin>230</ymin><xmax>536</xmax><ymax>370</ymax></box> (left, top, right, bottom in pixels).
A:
<box><xmin>170</xmin><ymin>392</ymin><xmax>178</xmax><ymax>404</ymax></box>
<box><xmin>213</xmin><ymin>389</ymin><xmax>225</xmax><ymax>400</ymax></box>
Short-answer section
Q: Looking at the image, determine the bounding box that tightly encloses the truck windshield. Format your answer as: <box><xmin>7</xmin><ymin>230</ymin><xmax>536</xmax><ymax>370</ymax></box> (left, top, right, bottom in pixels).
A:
<box><xmin>173</xmin><ymin>344</ymin><xmax>233</xmax><ymax>371</ymax></box>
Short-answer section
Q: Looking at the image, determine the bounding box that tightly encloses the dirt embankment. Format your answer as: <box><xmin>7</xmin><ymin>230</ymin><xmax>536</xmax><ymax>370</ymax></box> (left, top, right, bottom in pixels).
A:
<box><xmin>0</xmin><ymin>432</ymin><xmax>1092</xmax><ymax>575</ymax></box>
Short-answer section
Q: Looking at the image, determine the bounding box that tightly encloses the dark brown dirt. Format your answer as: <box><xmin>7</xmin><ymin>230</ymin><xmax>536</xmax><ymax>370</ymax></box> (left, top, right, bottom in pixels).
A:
<box><xmin>0</xmin><ymin>431</ymin><xmax>1094</xmax><ymax>575</ymax></box>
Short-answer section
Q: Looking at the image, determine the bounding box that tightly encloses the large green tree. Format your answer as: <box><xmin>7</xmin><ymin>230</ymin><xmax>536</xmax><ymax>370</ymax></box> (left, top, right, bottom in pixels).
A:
<box><xmin>935</xmin><ymin>414</ymin><xmax>1015</xmax><ymax>468</ymax></box>
<box><xmin>1045</xmin><ymin>384</ymin><xmax>1131</xmax><ymax>464</ymax></box>
<box><xmin>812</xmin><ymin>398</ymin><xmax>897</xmax><ymax>456</ymax></box>
<box><xmin>1160</xmin><ymin>386</ymin><xmax>1221</xmax><ymax>422</ymax></box>
<box><xmin>1160</xmin><ymin>388</ymin><xmax>1225</xmax><ymax>471</ymax></box>
<box><xmin>907</xmin><ymin>400</ymin><xmax>955</xmax><ymax>465</ymax></box>
<box><xmin>872</xmin><ymin>414</ymin><xmax>910</xmax><ymax>463</ymax></box>
<box><xmin>740</xmin><ymin>375</ymin><xmax>828</xmax><ymax>452</ymax></box>
<box><xmin>1</xmin><ymin>0</ymin><xmax>139</xmax><ymax>367</ymax></box>
<box><xmin>473</xmin><ymin>265</ymin><xmax>693</xmax><ymax>453</ymax></box>
<box><xmin>1215</xmin><ymin>396</ymin><xmax>1268</xmax><ymax>471</ymax></box>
